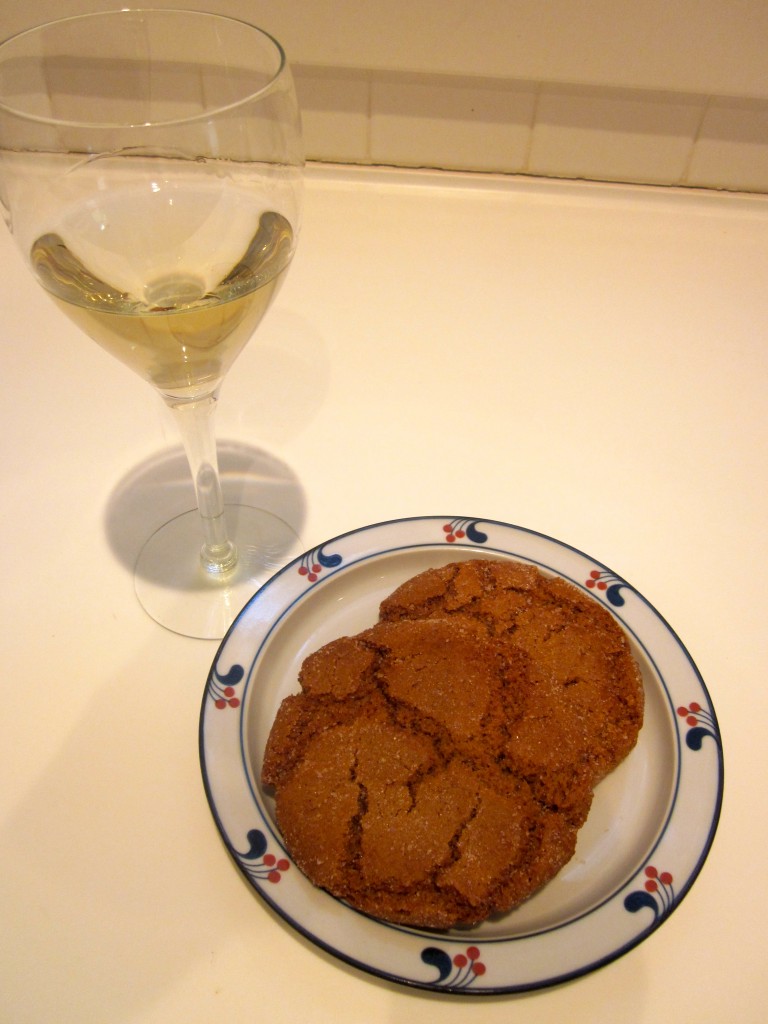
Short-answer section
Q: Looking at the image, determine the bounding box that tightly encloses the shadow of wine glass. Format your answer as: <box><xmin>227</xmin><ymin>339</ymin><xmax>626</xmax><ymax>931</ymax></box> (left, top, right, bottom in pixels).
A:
<box><xmin>104</xmin><ymin>439</ymin><xmax>307</xmax><ymax>575</ymax></box>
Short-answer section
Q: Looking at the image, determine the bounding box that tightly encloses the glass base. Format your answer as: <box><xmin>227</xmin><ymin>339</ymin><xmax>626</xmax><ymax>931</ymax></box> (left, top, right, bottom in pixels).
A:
<box><xmin>134</xmin><ymin>504</ymin><xmax>303</xmax><ymax>640</ymax></box>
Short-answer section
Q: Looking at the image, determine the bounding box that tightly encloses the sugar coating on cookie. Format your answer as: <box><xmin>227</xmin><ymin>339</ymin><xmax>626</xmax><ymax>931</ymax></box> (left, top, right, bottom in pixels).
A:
<box><xmin>380</xmin><ymin>559</ymin><xmax>645</xmax><ymax>810</ymax></box>
<box><xmin>262</xmin><ymin>561</ymin><xmax>644</xmax><ymax>929</ymax></box>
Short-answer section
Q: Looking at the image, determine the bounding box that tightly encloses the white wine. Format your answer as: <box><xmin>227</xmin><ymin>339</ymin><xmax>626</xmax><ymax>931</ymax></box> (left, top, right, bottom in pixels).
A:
<box><xmin>30</xmin><ymin>210</ymin><xmax>294</xmax><ymax>400</ymax></box>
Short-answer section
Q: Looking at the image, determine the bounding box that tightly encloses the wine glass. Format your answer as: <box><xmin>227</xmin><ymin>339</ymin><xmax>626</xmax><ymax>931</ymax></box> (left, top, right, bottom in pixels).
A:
<box><xmin>0</xmin><ymin>10</ymin><xmax>304</xmax><ymax>639</ymax></box>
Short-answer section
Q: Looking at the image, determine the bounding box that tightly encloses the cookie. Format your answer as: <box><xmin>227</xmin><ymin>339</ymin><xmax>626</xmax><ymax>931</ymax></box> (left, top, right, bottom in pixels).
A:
<box><xmin>262</xmin><ymin>616</ymin><xmax>592</xmax><ymax>929</ymax></box>
<box><xmin>380</xmin><ymin>559</ymin><xmax>645</xmax><ymax>807</ymax></box>
<box><xmin>262</xmin><ymin>559</ymin><xmax>644</xmax><ymax>929</ymax></box>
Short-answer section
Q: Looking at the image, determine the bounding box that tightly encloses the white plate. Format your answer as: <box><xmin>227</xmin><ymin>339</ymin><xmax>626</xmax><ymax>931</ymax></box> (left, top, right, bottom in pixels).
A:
<box><xmin>199</xmin><ymin>516</ymin><xmax>723</xmax><ymax>994</ymax></box>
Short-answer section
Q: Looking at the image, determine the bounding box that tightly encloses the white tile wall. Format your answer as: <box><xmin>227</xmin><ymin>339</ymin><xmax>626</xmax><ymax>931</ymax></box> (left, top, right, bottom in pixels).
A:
<box><xmin>11</xmin><ymin>1</ymin><xmax>768</xmax><ymax>102</ymax></box>
<box><xmin>293</xmin><ymin>67</ymin><xmax>370</xmax><ymax>165</ymax></box>
<box><xmin>686</xmin><ymin>97</ymin><xmax>768</xmax><ymax>192</ymax></box>
<box><xmin>528</xmin><ymin>85</ymin><xmax>706</xmax><ymax>187</ymax></box>
<box><xmin>295</xmin><ymin>66</ymin><xmax>768</xmax><ymax>194</ymax></box>
<box><xmin>369</xmin><ymin>74</ymin><xmax>537</xmax><ymax>174</ymax></box>
<box><xmin>6</xmin><ymin>2</ymin><xmax>768</xmax><ymax>192</ymax></box>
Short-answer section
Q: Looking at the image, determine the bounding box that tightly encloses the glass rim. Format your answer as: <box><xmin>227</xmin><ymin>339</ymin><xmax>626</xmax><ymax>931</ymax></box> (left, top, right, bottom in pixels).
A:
<box><xmin>0</xmin><ymin>7</ymin><xmax>290</xmax><ymax>131</ymax></box>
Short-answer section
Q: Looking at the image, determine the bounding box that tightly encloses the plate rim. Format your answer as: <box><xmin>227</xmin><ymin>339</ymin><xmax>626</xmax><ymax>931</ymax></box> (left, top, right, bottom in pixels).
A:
<box><xmin>199</xmin><ymin>515</ymin><xmax>724</xmax><ymax>995</ymax></box>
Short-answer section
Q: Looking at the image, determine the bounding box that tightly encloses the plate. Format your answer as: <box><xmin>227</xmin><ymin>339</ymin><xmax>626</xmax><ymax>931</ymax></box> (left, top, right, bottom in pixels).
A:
<box><xmin>199</xmin><ymin>516</ymin><xmax>723</xmax><ymax>994</ymax></box>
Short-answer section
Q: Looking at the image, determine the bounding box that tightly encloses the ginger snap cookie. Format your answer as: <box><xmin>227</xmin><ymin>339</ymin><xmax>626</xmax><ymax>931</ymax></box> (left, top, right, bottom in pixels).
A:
<box><xmin>262</xmin><ymin>616</ymin><xmax>590</xmax><ymax>928</ymax></box>
<box><xmin>380</xmin><ymin>559</ymin><xmax>644</xmax><ymax>813</ymax></box>
<box><xmin>262</xmin><ymin>560</ymin><xmax>643</xmax><ymax>929</ymax></box>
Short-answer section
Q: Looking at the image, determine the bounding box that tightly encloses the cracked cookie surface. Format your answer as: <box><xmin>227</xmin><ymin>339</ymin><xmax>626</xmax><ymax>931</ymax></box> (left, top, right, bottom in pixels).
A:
<box><xmin>380</xmin><ymin>559</ymin><xmax>645</xmax><ymax>813</ymax></box>
<box><xmin>262</xmin><ymin>613</ymin><xmax>599</xmax><ymax>929</ymax></box>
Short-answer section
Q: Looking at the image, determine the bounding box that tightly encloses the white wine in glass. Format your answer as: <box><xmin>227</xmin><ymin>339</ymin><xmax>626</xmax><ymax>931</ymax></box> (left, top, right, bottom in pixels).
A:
<box><xmin>0</xmin><ymin>10</ymin><xmax>305</xmax><ymax>639</ymax></box>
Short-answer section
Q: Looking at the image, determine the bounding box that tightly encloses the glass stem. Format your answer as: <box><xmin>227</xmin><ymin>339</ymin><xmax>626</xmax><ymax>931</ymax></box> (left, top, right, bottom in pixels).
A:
<box><xmin>165</xmin><ymin>391</ymin><xmax>238</xmax><ymax>576</ymax></box>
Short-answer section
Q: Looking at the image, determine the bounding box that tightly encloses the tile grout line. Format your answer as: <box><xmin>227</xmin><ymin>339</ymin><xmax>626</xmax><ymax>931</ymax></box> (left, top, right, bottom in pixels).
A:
<box><xmin>679</xmin><ymin>95</ymin><xmax>713</xmax><ymax>187</ymax></box>
<box><xmin>522</xmin><ymin>81</ymin><xmax>543</xmax><ymax>175</ymax></box>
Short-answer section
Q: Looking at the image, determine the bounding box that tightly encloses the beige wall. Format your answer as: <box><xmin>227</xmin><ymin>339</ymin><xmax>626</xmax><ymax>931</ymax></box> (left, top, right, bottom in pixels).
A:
<box><xmin>4</xmin><ymin>0</ymin><xmax>768</xmax><ymax>191</ymax></box>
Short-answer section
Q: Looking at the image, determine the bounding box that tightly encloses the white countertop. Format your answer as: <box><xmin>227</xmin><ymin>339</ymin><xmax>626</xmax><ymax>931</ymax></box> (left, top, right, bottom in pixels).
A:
<box><xmin>1</xmin><ymin>164</ymin><xmax>766</xmax><ymax>1022</ymax></box>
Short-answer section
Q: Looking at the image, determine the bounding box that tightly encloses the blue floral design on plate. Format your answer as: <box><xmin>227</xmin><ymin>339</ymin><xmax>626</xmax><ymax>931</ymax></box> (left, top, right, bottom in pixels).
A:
<box><xmin>585</xmin><ymin>568</ymin><xmax>633</xmax><ymax>607</ymax></box>
<box><xmin>236</xmin><ymin>829</ymin><xmax>291</xmax><ymax>885</ymax></box>
<box><xmin>676</xmin><ymin>701</ymin><xmax>722</xmax><ymax>751</ymax></box>
<box><xmin>625</xmin><ymin>866</ymin><xmax>676</xmax><ymax>923</ymax></box>
<box><xmin>441</xmin><ymin>518</ymin><xmax>488</xmax><ymax>544</ymax></box>
<box><xmin>297</xmin><ymin>542</ymin><xmax>343</xmax><ymax>583</ymax></box>
<box><xmin>421</xmin><ymin>945</ymin><xmax>487</xmax><ymax>988</ymax></box>
<box><xmin>209</xmin><ymin>662</ymin><xmax>244</xmax><ymax>709</ymax></box>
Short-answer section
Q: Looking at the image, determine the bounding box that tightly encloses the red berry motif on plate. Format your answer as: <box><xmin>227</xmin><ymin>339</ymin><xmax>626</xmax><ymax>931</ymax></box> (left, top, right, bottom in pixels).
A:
<box><xmin>237</xmin><ymin>829</ymin><xmax>291</xmax><ymax>884</ymax></box>
<box><xmin>421</xmin><ymin>945</ymin><xmax>487</xmax><ymax>988</ymax></box>
<box><xmin>441</xmin><ymin>519</ymin><xmax>488</xmax><ymax>545</ymax></box>
<box><xmin>677</xmin><ymin>701</ymin><xmax>721</xmax><ymax>751</ymax></box>
<box><xmin>261</xmin><ymin>852</ymin><xmax>291</xmax><ymax>884</ymax></box>
<box><xmin>297</xmin><ymin>542</ymin><xmax>343</xmax><ymax>584</ymax></box>
<box><xmin>585</xmin><ymin>568</ymin><xmax>631</xmax><ymax>607</ymax></box>
<box><xmin>209</xmin><ymin>662</ymin><xmax>244</xmax><ymax>709</ymax></box>
<box><xmin>442</xmin><ymin>522</ymin><xmax>465</xmax><ymax>542</ymax></box>
<box><xmin>644</xmin><ymin>865</ymin><xmax>674</xmax><ymax>896</ymax></box>
<box><xmin>625</xmin><ymin>866</ymin><xmax>675</xmax><ymax>922</ymax></box>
